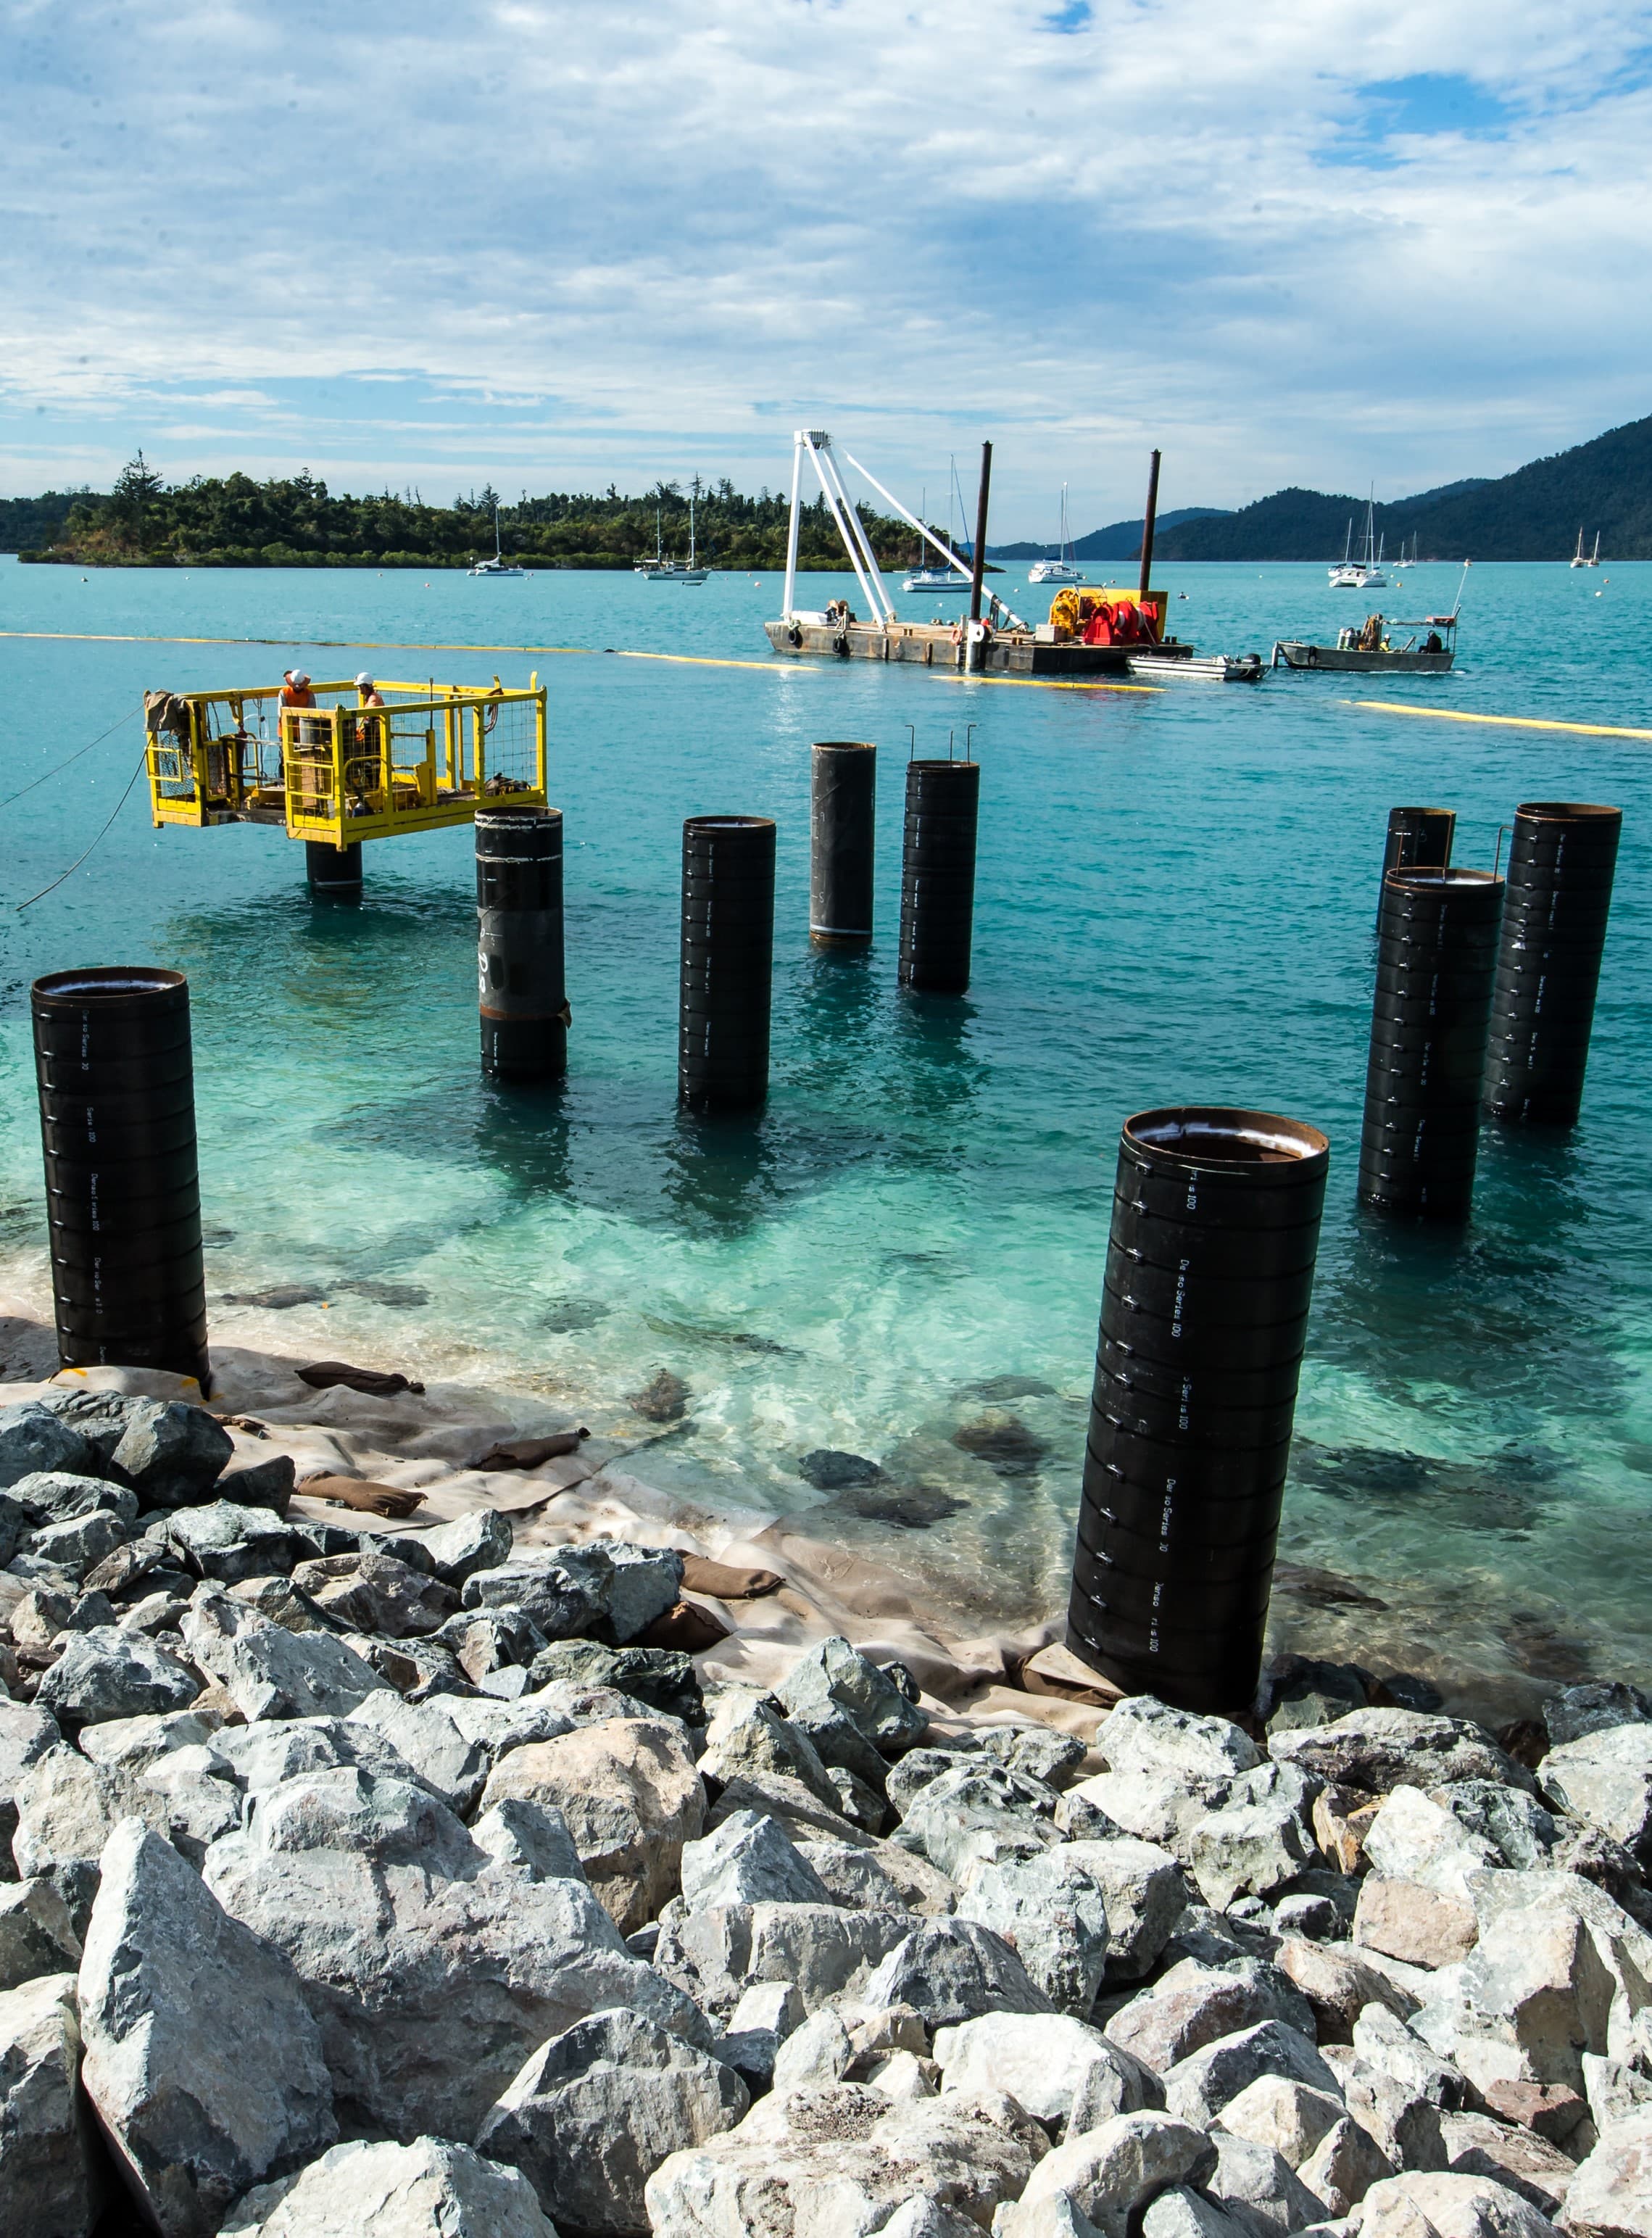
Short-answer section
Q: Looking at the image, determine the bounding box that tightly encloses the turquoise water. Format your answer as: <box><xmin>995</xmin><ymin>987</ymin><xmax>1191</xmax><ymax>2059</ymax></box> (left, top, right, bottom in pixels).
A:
<box><xmin>2</xmin><ymin>553</ymin><xmax>1648</xmax><ymax>1698</ymax></box>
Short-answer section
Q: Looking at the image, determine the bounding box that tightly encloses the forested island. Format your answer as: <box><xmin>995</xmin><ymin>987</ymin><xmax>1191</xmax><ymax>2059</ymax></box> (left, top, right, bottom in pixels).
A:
<box><xmin>0</xmin><ymin>456</ymin><xmax>918</xmax><ymax>572</ymax></box>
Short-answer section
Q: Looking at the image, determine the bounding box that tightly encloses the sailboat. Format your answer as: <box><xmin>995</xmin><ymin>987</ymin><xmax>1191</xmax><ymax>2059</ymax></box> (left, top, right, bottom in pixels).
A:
<box><xmin>1569</xmin><ymin>529</ymin><xmax>1601</xmax><ymax>568</ymax></box>
<box><xmin>468</xmin><ymin>504</ymin><xmax>528</xmax><ymax>579</ymax></box>
<box><xmin>647</xmin><ymin>495</ymin><xmax>708</xmax><ymax>584</ymax></box>
<box><xmin>1029</xmin><ymin>485</ymin><xmax>1086</xmax><ymax>584</ymax></box>
<box><xmin>903</xmin><ymin>459</ymin><xmax>974</xmax><ymax>592</ymax></box>
<box><xmin>636</xmin><ymin>508</ymin><xmax>670</xmax><ymax>576</ymax></box>
<box><xmin>1329</xmin><ymin>497</ymin><xmax>1386</xmax><ymax>590</ymax></box>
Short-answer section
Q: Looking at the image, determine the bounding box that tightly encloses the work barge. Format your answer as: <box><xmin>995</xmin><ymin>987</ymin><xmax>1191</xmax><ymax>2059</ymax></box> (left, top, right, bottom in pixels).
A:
<box><xmin>763</xmin><ymin>432</ymin><xmax>1195</xmax><ymax>676</ymax></box>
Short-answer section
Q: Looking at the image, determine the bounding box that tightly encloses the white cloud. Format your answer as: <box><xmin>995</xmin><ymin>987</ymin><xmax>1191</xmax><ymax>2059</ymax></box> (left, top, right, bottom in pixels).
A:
<box><xmin>1</xmin><ymin>0</ymin><xmax>1648</xmax><ymax>527</ymax></box>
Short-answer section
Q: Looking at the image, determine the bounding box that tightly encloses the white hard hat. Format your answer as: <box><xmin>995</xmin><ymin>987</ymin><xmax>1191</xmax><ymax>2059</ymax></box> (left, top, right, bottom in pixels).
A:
<box><xmin>287</xmin><ymin>668</ymin><xmax>311</xmax><ymax>687</ymax></box>
<box><xmin>355</xmin><ymin>671</ymin><xmax>374</xmax><ymax>689</ymax></box>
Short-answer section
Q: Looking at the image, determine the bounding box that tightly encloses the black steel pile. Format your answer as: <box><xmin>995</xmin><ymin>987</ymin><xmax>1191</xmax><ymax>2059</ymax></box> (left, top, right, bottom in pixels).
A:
<box><xmin>1485</xmin><ymin>801</ymin><xmax>1622</xmax><ymax>1127</ymax></box>
<box><xmin>810</xmin><ymin>740</ymin><xmax>876</xmax><ymax>951</ymax></box>
<box><xmin>898</xmin><ymin>758</ymin><xmax>979</xmax><ymax>994</ymax></box>
<box><xmin>1360</xmin><ymin>866</ymin><xmax>1503</xmax><ymax>1222</ymax></box>
<box><xmin>32</xmin><ymin>967</ymin><xmax>209</xmax><ymax>1390</ymax></box>
<box><xmin>679</xmin><ymin>815</ymin><xmax>776</xmax><ymax>1112</ymax></box>
<box><xmin>1069</xmin><ymin>1107</ymin><xmax>1329</xmax><ymax>1715</ymax></box>
<box><xmin>477</xmin><ymin>805</ymin><xmax>568</xmax><ymax>1082</ymax></box>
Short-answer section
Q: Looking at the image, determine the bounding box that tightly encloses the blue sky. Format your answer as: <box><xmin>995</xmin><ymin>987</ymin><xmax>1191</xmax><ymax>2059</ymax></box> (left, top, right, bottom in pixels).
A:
<box><xmin>2</xmin><ymin>0</ymin><xmax>1650</xmax><ymax>536</ymax></box>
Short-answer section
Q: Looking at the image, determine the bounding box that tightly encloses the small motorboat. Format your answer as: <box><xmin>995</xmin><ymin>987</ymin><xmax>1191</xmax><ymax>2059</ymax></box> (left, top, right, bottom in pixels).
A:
<box><xmin>1271</xmin><ymin>612</ymin><xmax>1456</xmax><ymax>672</ymax></box>
<box><xmin>1129</xmin><ymin>652</ymin><xmax>1264</xmax><ymax>684</ymax></box>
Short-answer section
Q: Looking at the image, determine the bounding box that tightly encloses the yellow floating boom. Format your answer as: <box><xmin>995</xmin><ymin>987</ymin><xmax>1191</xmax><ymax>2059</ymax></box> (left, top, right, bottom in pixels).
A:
<box><xmin>144</xmin><ymin>675</ymin><xmax>548</xmax><ymax>847</ymax></box>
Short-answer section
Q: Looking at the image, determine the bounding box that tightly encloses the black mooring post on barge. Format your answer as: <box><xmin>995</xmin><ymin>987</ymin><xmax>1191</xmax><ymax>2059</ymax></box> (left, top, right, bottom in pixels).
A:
<box><xmin>966</xmin><ymin>442</ymin><xmax>992</xmax><ymax>671</ymax></box>
<box><xmin>305</xmin><ymin>840</ymin><xmax>362</xmax><ymax>895</ymax></box>
<box><xmin>32</xmin><ymin>966</ymin><xmax>211</xmax><ymax>1392</ymax></box>
<box><xmin>1360</xmin><ymin>867</ymin><xmax>1503</xmax><ymax>1223</ymax></box>
<box><xmin>1067</xmin><ymin>1106</ymin><xmax>1329</xmax><ymax>1716</ymax></box>
<box><xmin>899</xmin><ymin>758</ymin><xmax>979</xmax><ymax>995</ymax></box>
<box><xmin>477</xmin><ymin>806</ymin><xmax>569</xmax><ymax>1082</ymax></box>
<box><xmin>679</xmin><ymin>815</ymin><xmax>776</xmax><ymax>1113</ymax></box>
<box><xmin>810</xmin><ymin>742</ymin><xmax>876</xmax><ymax>951</ymax></box>
<box><xmin>1138</xmin><ymin>448</ymin><xmax>1162</xmax><ymax>608</ymax></box>
<box><xmin>1484</xmin><ymin>800</ymin><xmax>1622</xmax><ymax>1128</ymax></box>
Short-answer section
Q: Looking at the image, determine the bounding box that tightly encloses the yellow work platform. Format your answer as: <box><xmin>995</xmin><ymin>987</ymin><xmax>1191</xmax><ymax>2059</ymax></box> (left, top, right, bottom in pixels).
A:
<box><xmin>144</xmin><ymin>675</ymin><xmax>547</xmax><ymax>846</ymax></box>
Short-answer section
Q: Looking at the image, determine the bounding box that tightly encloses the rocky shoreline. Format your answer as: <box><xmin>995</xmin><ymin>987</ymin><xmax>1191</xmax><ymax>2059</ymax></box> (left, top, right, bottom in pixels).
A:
<box><xmin>2</xmin><ymin>1332</ymin><xmax>1651</xmax><ymax>2238</ymax></box>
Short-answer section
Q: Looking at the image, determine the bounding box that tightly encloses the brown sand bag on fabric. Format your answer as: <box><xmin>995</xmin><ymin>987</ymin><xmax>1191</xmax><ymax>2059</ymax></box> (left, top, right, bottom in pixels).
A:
<box><xmin>678</xmin><ymin>1554</ymin><xmax>784</xmax><ymax>1601</ymax></box>
<box><xmin>296</xmin><ymin>1473</ymin><xmax>425</xmax><ymax>1520</ymax></box>
<box><xmin>474</xmin><ymin>1432</ymin><xmax>589</xmax><ymax>1470</ymax></box>
<box><xmin>636</xmin><ymin>1600</ymin><xmax>731</xmax><ymax>1654</ymax></box>
<box><xmin>296</xmin><ymin>1362</ymin><xmax>426</xmax><ymax>1398</ymax></box>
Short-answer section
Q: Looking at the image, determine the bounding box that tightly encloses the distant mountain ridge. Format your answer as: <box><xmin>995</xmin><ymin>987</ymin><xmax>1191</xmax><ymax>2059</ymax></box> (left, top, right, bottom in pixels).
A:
<box><xmin>1153</xmin><ymin>417</ymin><xmax>1652</xmax><ymax>560</ymax></box>
<box><xmin>989</xmin><ymin>507</ymin><xmax>1226</xmax><ymax>560</ymax></box>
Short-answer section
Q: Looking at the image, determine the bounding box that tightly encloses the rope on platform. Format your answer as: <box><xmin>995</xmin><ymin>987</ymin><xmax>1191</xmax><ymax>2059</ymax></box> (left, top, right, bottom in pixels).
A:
<box><xmin>0</xmin><ymin>703</ymin><xmax>141</xmax><ymax>811</ymax></box>
<box><xmin>15</xmin><ymin>740</ymin><xmax>151</xmax><ymax>913</ymax></box>
<box><xmin>1349</xmin><ymin>700</ymin><xmax>1652</xmax><ymax>742</ymax></box>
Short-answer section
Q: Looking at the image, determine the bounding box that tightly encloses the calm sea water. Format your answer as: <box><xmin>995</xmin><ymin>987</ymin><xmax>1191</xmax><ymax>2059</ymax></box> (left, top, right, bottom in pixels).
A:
<box><xmin>1</xmin><ymin>552</ymin><xmax>1648</xmax><ymax>1699</ymax></box>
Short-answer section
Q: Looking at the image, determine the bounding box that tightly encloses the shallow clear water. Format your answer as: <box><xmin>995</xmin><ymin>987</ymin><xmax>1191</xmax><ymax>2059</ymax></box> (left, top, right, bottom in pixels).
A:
<box><xmin>2</xmin><ymin>552</ymin><xmax>1648</xmax><ymax>1695</ymax></box>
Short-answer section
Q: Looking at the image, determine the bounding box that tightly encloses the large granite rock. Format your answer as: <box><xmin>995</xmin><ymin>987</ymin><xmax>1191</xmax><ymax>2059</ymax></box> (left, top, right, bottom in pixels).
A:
<box><xmin>680</xmin><ymin>1811</ymin><xmax>832</xmax><ymax>1912</ymax></box>
<box><xmin>78</xmin><ymin>1820</ymin><xmax>336</xmax><ymax>2237</ymax></box>
<box><xmin>478</xmin><ymin>1717</ymin><xmax>705</xmax><ymax>1933</ymax></box>
<box><xmin>1269</xmin><ymin>1710</ymin><xmax>1531</xmax><ymax>1797</ymax></box>
<box><xmin>0</xmin><ymin>1402</ymin><xmax>98</xmax><ymax>1488</ymax></box>
<box><xmin>1006</xmin><ymin>2109</ymin><xmax>1218</xmax><ymax>2238</ymax></box>
<box><xmin>34</xmin><ymin>1627</ymin><xmax>202</xmax><ymax>1728</ymax></box>
<box><xmin>180</xmin><ymin>1588</ymin><xmax>389</xmax><ymax>1720</ymax></box>
<box><xmin>221</xmin><ymin>2137</ymin><xmax>558</xmax><ymax>2237</ymax></box>
<box><xmin>655</xmin><ymin>1900</ymin><xmax>923</xmax><ymax>2022</ymax></box>
<box><xmin>1562</xmin><ymin>2110</ymin><xmax>1652</xmax><ymax>2238</ymax></box>
<box><xmin>933</xmin><ymin>2010</ymin><xmax>1158</xmax><ymax>2129</ymax></box>
<box><xmin>644</xmin><ymin>2081</ymin><xmax>1045</xmax><ymax>2236</ymax></box>
<box><xmin>0</xmin><ymin>1878</ymin><xmax>83</xmax><ymax>1992</ymax></box>
<box><xmin>861</xmin><ymin>1918</ymin><xmax>1054</xmax><ymax>2027</ymax></box>
<box><xmin>477</xmin><ymin>2007</ymin><xmax>749</xmax><ymax>2234</ymax></box>
<box><xmin>0</xmin><ymin>1971</ymin><xmax>107</xmax><ymax>2237</ymax></box>
<box><xmin>1540</xmin><ymin>1728</ymin><xmax>1652</xmax><ymax>1868</ymax></box>
<box><xmin>109</xmin><ymin>1402</ymin><xmax>233</xmax><ymax>1509</ymax></box>
<box><xmin>956</xmin><ymin>1844</ymin><xmax>1111</xmax><ymax>2014</ymax></box>
<box><xmin>203</xmin><ymin>1807</ymin><xmax>707</xmax><ymax>2139</ymax></box>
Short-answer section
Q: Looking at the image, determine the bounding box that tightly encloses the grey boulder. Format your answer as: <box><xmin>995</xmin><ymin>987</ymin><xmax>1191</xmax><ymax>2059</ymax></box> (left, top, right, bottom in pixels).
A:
<box><xmin>644</xmin><ymin>2081</ymin><xmax>1045</xmax><ymax>2235</ymax></box>
<box><xmin>956</xmin><ymin>1844</ymin><xmax>1111</xmax><ymax>2014</ymax></box>
<box><xmin>0</xmin><ymin>1402</ymin><xmax>98</xmax><ymax>1489</ymax></box>
<box><xmin>861</xmin><ymin>1917</ymin><xmax>1053</xmax><ymax>2027</ymax></box>
<box><xmin>1269</xmin><ymin>1709</ymin><xmax>1532</xmax><ymax>1796</ymax></box>
<box><xmin>164</xmin><ymin>1502</ymin><xmax>300</xmax><ymax>1584</ymax></box>
<box><xmin>203</xmin><ymin>1812</ymin><xmax>707</xmax><ymax>2139</ymax></box>
<box><xmin>1540</xmin><ymin>1726</ymin><xmax>1652</xmax><ymax>1867</ymax></box>
<box><xmin>655</xmin><ymin>1900</ymin><xmax>923</xmax><ymax>2023</ymax></box>
<box><xmin>776</xmin><ymin>1633</ymin><xmax>929</xmax><ymax>1754</ymax></box>
<box><xmin>344</xmin><ymin>1691</ymin><xmax>490</xmax><ymax>1815</ymax></box>
<box><xmin>420</xmin><ymin>1507</ymin><xmax>514</xmax><ymax>1584</ymax></box>
<box><xmin>1163</xmin><ymin>2021</ymin><xmax>1342</xmax><ymax>2127</ymax></box>
<box><xmin>932</xmin><ymin>2010</ymin><xmax>1156</xmax><ymax>2129</ymax></box>
<box><xmin>109</xmin><ymin>1401</ymin><xmax>233</xmax><ymax>1508</ymax></box>
<box><xmin>180</xmin><ymin>1588</ymin><xmax>388</xmax><ymax>1720</ymax></box>
<box><xmin>1358</xmin><ymin>2171</ymin><xmax>1562</xmax><ymax>2238</ymax></box>
<box><xmin>78</xmin><ymin>1820</ymin><xmax>336</xmax><ymax>2237</ymax></box>
<box><xmin>1562</xmin><ymin>2109</ymin><xmax>1652</xmax><ymax>2238</ymax></box>
<box><xmin>34</xmin><ymin>1626</ymin><xmax>201</xmax><ymax>1727</ymax></box>
<box><xmin>894</xmin><ymin>1759</ymin><xmax>1063</xmax><ymax>1879</ymax></box>
<box><xmin>1008</xmin><ymin>2109</ymin><xmax>1218</xmax><ymax>2238</ymax></box>
<box><xmin>0</xmin><ymin>1878</ymin><xmax>83</xmax><ymax>1992</ymax></box>
<box><xmin>1201</xmin><ymin>2128</ymin><xmax>1327</xmax><ymax>2238</ymax></box>
<box><xmin>25</xmin><ymin>1509</ymin><xmax>128</xmax><ymax>1581</ymax></box>
<box><xmin>478</xmin><ymin>2007</ymin><xmax>748</xmax><ymax>2234</ymax></box>
<box><xmin>1099</xmin><ymin>1695</ymin><xmax>1261</xmax><ymax>1787</ymax></box>
<box><xmin>0</xmin><ymin>1970</ymin><xmax>107</xmax><ymax>2237</ymax></box>
<box><xmin>221</xmin><ymin>2136</ymin><xmax>558</xmax><ymax>2237</ymax></box>
<box><xmin>679</xmin><ymin>1810</ymin><xmax>832</xmax><ymax>1912</ymax></box>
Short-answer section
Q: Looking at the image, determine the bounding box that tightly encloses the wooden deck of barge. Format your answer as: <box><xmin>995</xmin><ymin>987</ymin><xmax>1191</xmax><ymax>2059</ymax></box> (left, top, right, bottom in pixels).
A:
<box><xmin>762</xmin><ymin>617</ymin><xmax>1198</xmax><ymax>676</ymax></box>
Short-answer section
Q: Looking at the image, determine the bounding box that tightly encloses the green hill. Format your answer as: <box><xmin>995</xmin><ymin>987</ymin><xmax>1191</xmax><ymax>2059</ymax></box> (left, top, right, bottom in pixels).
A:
<box><xmin>1154</xmin><ymin>415</ymin><xmax>1652</xmax><ymax>561</ymax></box>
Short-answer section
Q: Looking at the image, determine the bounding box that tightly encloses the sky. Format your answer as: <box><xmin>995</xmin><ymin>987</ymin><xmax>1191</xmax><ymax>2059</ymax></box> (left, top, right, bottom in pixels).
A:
<box><xmin>2</xmin><ymin>0</ymin><xmax>1651</xmax><ymax>537</ymax></box>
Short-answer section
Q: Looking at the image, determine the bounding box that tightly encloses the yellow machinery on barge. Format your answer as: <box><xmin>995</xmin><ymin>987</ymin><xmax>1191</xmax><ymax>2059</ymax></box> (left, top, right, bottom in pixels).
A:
<box><xmin>144</xmin><ymin>675</ymin><xmax>548</xmax><ymax>874</ymax></box>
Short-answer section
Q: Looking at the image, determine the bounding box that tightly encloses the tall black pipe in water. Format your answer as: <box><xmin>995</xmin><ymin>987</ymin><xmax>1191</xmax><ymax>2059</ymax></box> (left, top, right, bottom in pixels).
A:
<box><xmin>32</xmin><ymin>967</ymin><xmax>210</xmax><ymax>1391</ymax></box>
<box><xmin>477</xmin><ymin>805</ymin><xmax>568</xmax><ymax>1082</ymax></box>
<box><xmin>1137</xmin><ymin>447</ymin><xmax>1162</xmax><ymax>605</ymax></box>
<box><xmin>1068</xmin><ymin>1107</ymin><xmax>1329</xmax><ymax>1714</ymax></box>
<box><xmin>810</xmin><ymin>742</ymin><xmax>876</xmax><ymax>951</ymax></box>
<box><xmin>1485</xmin><ymin>801</ymin><xmax>1622</xmax><ymax>1127</ymax></box>
<box><xmin>966</xmin><ymin>442</ymin><xmax>992</xmax><ymax>666</ymax></box>
<box><xmin>1360</xmin><ymin>867</ymin><xmax>1503</xmax><ymax>1222</ymax></box>
<box><xmin>305</xmin><ymin>840</ymin><xmax>362</xmax><ymax>895</ymax></box>
<box><xmin>899</xmin><ymin>758</ymin><xmax>979</xmax><ymax>995</ymax></box>
<box><xmin>679</xmin><ymin>815</ymin><xmax>775</xmax><ymax>1113</ymax></box>
<box><xmin>1378</xmin><ymin>806</ymin><xmax>1455</xmax><ymax>919</ymax></box>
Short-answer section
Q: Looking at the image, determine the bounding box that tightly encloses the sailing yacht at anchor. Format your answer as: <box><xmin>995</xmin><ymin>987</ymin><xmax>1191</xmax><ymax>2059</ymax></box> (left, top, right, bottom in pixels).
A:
<box><xmin>645</xmin><ymin>496</ymin><xmax>708</xmax><ymax>584</ymax></box>
<box><xmin>1329</xmin><ymin>498</ymin><xmax>1387</xmax><ymax>590</ymax></box>
<box><xmin>1569</xmin><ymin>529</ymin><xmax>1601</xmax><ymax>568</ymax></box>
<box><xmin>468</xmin><ymin>504</ymin><xmax>528</xmax><ymax>579</ymax></box>
<box><xmin>1029</xmin><ymin>484</ymin><xmax>1085</xmax><ymax>584</ymax></box>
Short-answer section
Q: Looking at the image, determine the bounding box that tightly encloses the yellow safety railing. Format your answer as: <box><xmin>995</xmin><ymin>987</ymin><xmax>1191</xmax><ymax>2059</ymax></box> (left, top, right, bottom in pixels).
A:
<box><xmin>145</xmin><ymin>676</ymin><xmax>547</xmax><ymax>842</ymax></box>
